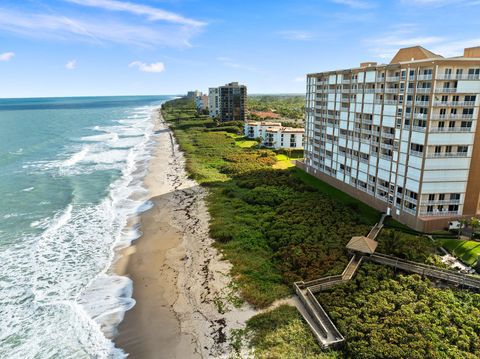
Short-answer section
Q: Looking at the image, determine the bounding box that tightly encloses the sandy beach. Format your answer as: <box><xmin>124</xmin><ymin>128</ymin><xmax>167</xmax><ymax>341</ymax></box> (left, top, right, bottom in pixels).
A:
<box><xmin>114</xmin><ymin>109</ymin><xmax>256</xmax><ymax>358</ymax></box>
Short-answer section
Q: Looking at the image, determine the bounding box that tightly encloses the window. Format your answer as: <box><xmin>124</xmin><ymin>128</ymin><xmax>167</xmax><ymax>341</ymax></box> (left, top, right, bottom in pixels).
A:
<box><xmin>452</xmin><ymin>95</ymin><xmax>460</xmax><ymax>102</ymax></box>
<box><xmin>456</xmin><ymin>69</ymin><xmax>463</xmax><ymax>76</ymax></box>
<box><xmin>461</xmin><ymin>121</ymin><xmax>472</xmax><ymax>128</ymax></box>
<box><xmin>441</xmin><ymin>95</ymin><xmax>448</xmax><ymax>102</ymax></box>
<box><xmin>427</xmin><ymin>205</ymin><xmax>434</xmax><ymax>213</ymax></box>
<box><xmin>445</xmin><ymin>145</ymin><xmax>452</xmax><ymax>153</ymax></box>
<box><xmin>440</xmin><ymin>108</ymin><xmax>447</xmax><ymax>115</ymax></box>
<box><xmin>439</xmin><ymin>194</ymin><xmax>445</xmax><ymax>201</ymax></box>
<box><xmin>428</xmin><ymin>194</ymin><xmax>435</xmax><ymax>201</ymax></box>
<box><xmin>465</xmin><ymin>95</ymin><xmax>476</xmax><ymax>102</ymax></box>
<box><xmin>435</xmin><ymin>146</ymin><xmax>442</xmax><ymax>154</ymax></box>
<box><xmin>449</xmin><ymin>121</ymin><xmax>456</xmax><ymax>128</ymax></box>
<box><xmin>410</xmin><ymin>143</ymin><xmax>424</xmax><ymax>152</ymax></box>
<box><xmin>449</xmin><ymin>205</ymin><xmax>459</xmax><ymax>212</ymax></box>
<box><xmin>450</xmin><ymin>193</ymin><xmax>460</xmax><ymax>201</ymax></box>
<box><xmin>457</xmin><ymin>146</ymin><xmax>468</xmax><ymax>154</ymax></box>
<box><xmin>438</xmin><ymin>121</ymin><xmax>445</xmax><ymax>128</ymax></box>
<box><xmin>463</xmin><ymin>108</ymin><xmax>474</xmax><ymax>115</ymax></box>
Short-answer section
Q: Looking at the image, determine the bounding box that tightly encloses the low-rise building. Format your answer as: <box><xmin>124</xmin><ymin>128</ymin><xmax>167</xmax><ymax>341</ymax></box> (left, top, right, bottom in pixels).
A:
<box><xmin>186</xmin><ymin>90</ymin><xmax>202</xmax><ymax>99</ymax></box>
<box><xmin>244</xmin><ymin>121</ymin><xmax>304</xmax><ymax>149</ymax></box>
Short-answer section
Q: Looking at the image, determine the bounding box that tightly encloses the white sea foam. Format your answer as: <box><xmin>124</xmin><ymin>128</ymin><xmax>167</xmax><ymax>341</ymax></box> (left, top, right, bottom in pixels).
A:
<box><xmin>21</xmin><ymin>187</ymin><xmax>35</xmax><ymax>192</ymax></box>
<box><xmin>0</xmin><ymin>103</ymin><xmax>161</xmax><ymax>358</ymax></box>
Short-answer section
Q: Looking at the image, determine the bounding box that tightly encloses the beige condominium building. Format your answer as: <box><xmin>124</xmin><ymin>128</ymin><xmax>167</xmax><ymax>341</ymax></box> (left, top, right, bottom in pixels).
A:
<box><xmin>299</xmin><ymin>46</ymin><xmax>480</xmax><ymax>232</ymax></box>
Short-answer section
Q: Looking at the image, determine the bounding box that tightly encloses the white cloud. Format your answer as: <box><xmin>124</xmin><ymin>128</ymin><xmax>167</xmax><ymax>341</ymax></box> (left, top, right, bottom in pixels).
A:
<box><xmin>65</xmin><ymin>59</ymin><xmax>77</xmax><ymax>70</ymax></box>
<box><xmin>65</xmin><ymin>0</ymin><xmax>206</xmax><ymax>27</ymax></box>
<box><xmin>278</xmin><ymin>30</ymin><xmax>314</xmax><ymax>41</ymax></box>
<box><xmin>0</xmin><ymin>6</ymin><xmax>204</xmax><ymax>48</ymax></box>
<box><xmin>129</xmin><ymin>61</ymin><xmax>165</xmax><ymax>73</ymax></box>
<box><xmin>0</xmin><ymin>51</ymin><xmax>14</xmax><ymax>61</ymax></box>
<box><xmin>331</xmin><ymin>0</ymin><xmax>375</xmax><ymax>9</ymax></box>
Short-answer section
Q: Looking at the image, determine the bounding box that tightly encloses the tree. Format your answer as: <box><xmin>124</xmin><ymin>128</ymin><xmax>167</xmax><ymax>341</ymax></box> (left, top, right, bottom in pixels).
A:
<box><xmin>470</xmin><ymin>217</ymin><xmax>480</xmax><ymax>239</ymax></box>
<box><xmin>458</xmin><ymin>218</ymin><xmax>469</xmax><ymax>239</ymax></box>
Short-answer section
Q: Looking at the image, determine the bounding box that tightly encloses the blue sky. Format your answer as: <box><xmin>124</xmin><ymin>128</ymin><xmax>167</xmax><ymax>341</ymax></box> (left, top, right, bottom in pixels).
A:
<box><xmin>1</xmin><ymin>0</ymin><xmax>480</xmax><ymax>98</ymax></box>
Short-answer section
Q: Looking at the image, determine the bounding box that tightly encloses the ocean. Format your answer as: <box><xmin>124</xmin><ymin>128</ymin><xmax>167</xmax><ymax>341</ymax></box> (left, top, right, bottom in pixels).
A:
<box><xmin>0</xmin><ymin>96</ymin><xmax>171</xmax><ymax>358</ymax></box>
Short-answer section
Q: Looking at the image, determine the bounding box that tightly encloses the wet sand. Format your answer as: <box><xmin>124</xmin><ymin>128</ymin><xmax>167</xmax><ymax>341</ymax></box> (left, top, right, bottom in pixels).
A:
<box><xmin>114</xmin><ymin>110</ymin><xmax>256</xmax><ymax>358</ymax></box>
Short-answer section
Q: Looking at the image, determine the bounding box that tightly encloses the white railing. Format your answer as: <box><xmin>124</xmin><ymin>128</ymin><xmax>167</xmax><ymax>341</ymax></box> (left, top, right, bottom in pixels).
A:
<box><xmin>384</xmin><ymin>88</ymin><xmax>398</xmax><ymax>94</ymax></box>
<box><xmin>415</xmin><ymin>88</ymin><xmax>431</xmax><ymax>94</ymax></box>
<box><xmin>433</xmin><ymin>101</ymin><xmax>477</xmax><ymax>107</ymax></box>
<box><xmin>382</xmin><ymin>132</ymin><xmax>395</xmax><ymax>139</ymax></box>
<box><xmin>375</xmin><ymin>88</ymin><xmax>384</xmax><ymax>93</ymax></box>
<box><xmin>434</xmin><ymin>88</ymin><xmax>457</xmax><ymax>93</ymax></box>
<box><xmin>427</xmin><ymin>152</ymin><xmax>469</xmax><ymax>158</ymax></box>
<box><xmin>417</xmin><ymin>74</ymin><xmax>433</xmax><ymax>80</ymax></box>
<box><xmin>386</xmin><ymin>76</ymin><xmax>400</xmax><ymax>82</ymax></box>
<box><xmin>409</xmin><ymin>150</ymin><xmax>424</xmax><ymax>158</ymax></box>
<box><xmin>419</xmin><ymin>211</ymin><xmax>459</xmax><ymax>217</ymax></box>
<box><xmin>403</xmin><ymin>207</ymin><xmax>417</xmax><ymax>215</ymax></box>
<box><xmin>422</xmin><ymin>199</ymin><xmax>461</xmax><ymax>205</ymax></box>
<box><xmin>364</xmin><ymin>88</ymin><xmax>376</xmax><ymax>93</ymax></box>
<box><xmin>429</xmin><ymin>126</ymin><xmax>472</xmax><ymax>133</ymax></box>
<box><xmin>437</xmin><ymin>74</ymin><xmax>480</xmax><ymax>80</ymax></box>
<box><xmin>415</xmin><ymin>101</ymin><xmax>429</xmax><ymax>106</ymax></box>
<box><xmin>430</xmin><ymin>113</ymin><xmax>474</xmax><ymax>120</ymax></box>
<box><xmin>413</xmin><ymin>113</ymin><xmax>428</xmax><ymax>120</ymax></box>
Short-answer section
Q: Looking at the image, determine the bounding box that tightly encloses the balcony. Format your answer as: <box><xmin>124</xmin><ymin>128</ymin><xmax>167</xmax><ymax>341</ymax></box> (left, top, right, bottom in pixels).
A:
<box><xmin>382</xmin><ymin>132</ymin><xmax>395</xmax><ymax>139</ymax></box>
<box><xmin>429</xmin><ymin>126</ymin><xmax>472</xmax><ymax>133</ymax></box>
<box><xmin>427</xmin><ymin>152</ymin><xmax>469</xmax><ymax>159</ymax></box>
<box><xmin>413</xmin><ymin>113</ymin><xmax>428</xmax><ymax>120</ymax></box>
<box><xmin>417</xmin><ymin>74</ymin><xmax>433</xmax><ymax>80</ymax></box>
<box><xmin>342</xmin><ymin>79</ymin><xmax>351</xmax><ymax>84</ymax></box>
<box><xmin>437</xmin><ymin>74</ymin><xmax>480</xmax><ymax>80</ymax></box>
<box><xmin>434</xmin><ymin>88</ymin><xmax>458</xmax><ymax>94</ymax></box>
<box><xmin>409</xmin><ymin>149</ymin><xmax>424</xmax><ymax>158</ymax></box>
<box><xmin>431</xmin><ymin>113</ymin><xmax>474</xmax><ymax>120</ymax></box>
<box><xmin>415</xmin><ymin>88</ymin><xmax>431</xmax><ymax>94</ymax></box>
<box><xmin>433</xmin><ymin>101</ymin><xmax>477</xmax><ymax>107</ymax></box>
<box><xmin>386</xmin><ymin>76</ymin><xmax>400</xmax><ymax>82</ymax></box>
<box><xmin>414</xmin><ymin>101</ymin><xmax>429</xmax><ymax>107</ymax></box>
<box><xmin>403</xmin><ymin>207</ymin><xmax>417</xmax><ymax>215</ymax></box>
<box><xmin>384</xmin><ymin>88</ymin><xmax>398</xmax><ymax>94</ymax></box>
<box><xmin>375</xmin><ymin>88</ymin><xmax>385</xmax><ymax>93</ymax></box>
<box><xmin>364</xmin><ymin>88</ymin><xmax>376</xmax><ymax>94</ymax></box>
<box><xmin>422</xmin><ymin>199</ymin><xmax>461</xmax><ymax>205</ymax></box>
<box><xmin>419</xmin><ymin>210</ymin><xmax>459</xmax><ymax>217</ymax></box>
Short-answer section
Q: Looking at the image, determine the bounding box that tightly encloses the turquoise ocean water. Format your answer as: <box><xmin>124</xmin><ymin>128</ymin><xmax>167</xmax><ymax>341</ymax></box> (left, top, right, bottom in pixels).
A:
<box><xmin>0</xmin><ymin>96</ymin><xmax>170</xmax><ymax>358</ymax></box>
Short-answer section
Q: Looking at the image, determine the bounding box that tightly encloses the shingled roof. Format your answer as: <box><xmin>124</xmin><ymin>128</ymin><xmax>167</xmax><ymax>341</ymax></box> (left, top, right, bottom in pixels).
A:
<box><xmin>346</xmin><ymin>236</ymin><xmax>378</xmax><ymax>254</ymax></box>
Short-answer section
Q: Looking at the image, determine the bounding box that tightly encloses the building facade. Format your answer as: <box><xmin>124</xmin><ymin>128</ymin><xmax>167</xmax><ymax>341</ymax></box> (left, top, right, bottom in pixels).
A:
<box><xmin>244</xmin><ymin>121</ymin><xmax>304</xmax><ymax>149</ymax></box>
<box><xmin>194</xmin><ymin>94</ymin><xmax>209</xmax><ymax>112</ymax></box>
<box><xmin>300</xmin><ymin>46</ymin><xmax>480</xmax><ymax>232</ymax></box>
<box><xmin>208</xmin><ymin>87</ymin><xmax>220</xmax><ymax>118</ymax></box>
<box><xmin>209</xmin><ymin>82</ymin><xmax>247</xmax><ymax>121</ymax></box>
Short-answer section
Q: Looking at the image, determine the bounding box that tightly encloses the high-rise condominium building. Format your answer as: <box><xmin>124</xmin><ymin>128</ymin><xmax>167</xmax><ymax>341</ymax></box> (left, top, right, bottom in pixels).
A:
<box><xmin>209</xmin><ymin>82</ymin><xmax>247</xmax><ymax>121</ymax></box>
<box><xmin>299</xmin><ymin>46</ymin><xmax>480</xmax><ymax>232</ymax></box>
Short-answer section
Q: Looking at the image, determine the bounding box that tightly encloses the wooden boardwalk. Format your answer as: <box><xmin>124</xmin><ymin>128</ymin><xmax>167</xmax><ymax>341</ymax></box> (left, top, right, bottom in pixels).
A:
<box><xmin>368</xmin><ymin>253</ymin><xmax>480</xmax><ymax>290</ymax></box>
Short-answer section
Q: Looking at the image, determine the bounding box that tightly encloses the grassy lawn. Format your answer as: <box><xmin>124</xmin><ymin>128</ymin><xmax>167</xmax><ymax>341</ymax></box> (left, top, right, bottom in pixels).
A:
<box><xmin>272</xmin><ymin>154</ymin><xmax>295</xmax><ymax>169</ymax></box>
<box><xmin>440</xmin><ymin>238</ymin><xmax>480</xmax><ymax>266</ymax></box>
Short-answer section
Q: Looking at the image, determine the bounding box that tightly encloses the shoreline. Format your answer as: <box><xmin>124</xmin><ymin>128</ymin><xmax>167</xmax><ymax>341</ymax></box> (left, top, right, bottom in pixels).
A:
<box><xmin>113</xmin><ymin>108</ymin><xmax>256</xmax><ymax>358</ymax></box>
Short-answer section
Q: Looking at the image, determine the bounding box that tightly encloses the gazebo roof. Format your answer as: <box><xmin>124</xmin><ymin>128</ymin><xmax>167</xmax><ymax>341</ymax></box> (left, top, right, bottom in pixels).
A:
<box><xmin>346</xmin><ymin>236</ymin><xmax>378</xmax><ymax>254</ymax></box>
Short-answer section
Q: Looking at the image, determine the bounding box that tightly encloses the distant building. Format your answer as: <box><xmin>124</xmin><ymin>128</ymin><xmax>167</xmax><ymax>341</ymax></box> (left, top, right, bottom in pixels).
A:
<box><xmin>209</xmin><ymin>82</ymin><xmax>247</xmax><ymax>121</ymax></box>
<box><xmin>244</xmin><ymin>121</ymin><xmax>304</xmax><ymax>149</ymax></box>
<box><xmin>195</xmin><ymin>94</ymin><xmax>209</xmax><ymax>112</ymax></box>
<box><xmin>300</xmin><ymin>45</ymin><xmax>480</xmax><ymax>232</ymax></box>
<box><xmin>208</xmin><ymin>88</ymin><xmax>220</xmax><ymax>118</ymax></box>
<box><xmin>186</xmin><ymin>90</ymin><xmax>202</xmax><ymax>99</ymax></box>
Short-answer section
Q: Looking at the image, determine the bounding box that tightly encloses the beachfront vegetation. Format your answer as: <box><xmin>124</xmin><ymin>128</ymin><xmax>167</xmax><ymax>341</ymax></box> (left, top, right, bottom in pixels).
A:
<box><xmin>317</xmin><ymin>263</ymin><xmax>480</xmax><ymax>359</ymax></box>
<box><xmin>248</xmin><ymin>95</ymin><xmax>305</xmax><ymax>121</ymax></box>
<box><xmin>162</xmin><ymin>98</ymin><xmax>480</xmax><ymax>358</ymax></box>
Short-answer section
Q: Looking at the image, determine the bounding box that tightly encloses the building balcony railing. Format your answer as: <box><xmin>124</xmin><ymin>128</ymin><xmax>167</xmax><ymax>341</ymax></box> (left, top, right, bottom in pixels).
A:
<box><xmin>429</xmin><ymin>126</ymin><xmax>472</xmax><ymax>133</ymax></box>
<box><xmin>419</xmin><ymin>210</ymin><xmax>459</xmax><ymax>217</ymax></box>
<box><xmin>342</xmin><ymin>79</ymin><xmax>351</xmax><ymax>84</ymax></box>
<box><xmin>417</xmin><ymin>74</ymin><xmax>433</xmax><ymax>80</ymax></box>
<box><xmin>436</xmin><ymin>74</ymin><xmax>480</xmax><ymax>80</ymax></box>
<box><xmin>384</xmin><ymin>100</ymin><xmax>397</xmax><ymax>105</ymax></box>
<box><xmin>375</xmin><ymin>88</ymin><xmax>385</xmax><ymax>93</ymax></box>
<box><xmin>427</xmin><ymin>152</ymin><xmax>469</xmax><ymax>159</ymax></box>
<box><xmin>364</xmin><ymin>88</ymin><xmax>376</xmax><ymax>94</ymax></box>
<box><xmin>403</xmin><ymin>207</ymin><xmax>417</xmax><ymax>215</ymax></box>
<box><xmin>406</xmin><ymin>88</ymin><xmax>414</xmax><ymax>93</ymax></box>
<box><xmin>381</xmin><ymin>132</ymin><xmax>395</xmax><ymax>139</ymax></box>
<box><xmin>433</xmin><ymin>101</ymin><xmax>477</xmax><ymax>107</ymax></box>
<box><xmin>434</xmin><ymin>88</ymin><xmax>458</xmax><ymax>93</ymax></box>
<box><xmin>409</xmin><ymin>149</ymin><xmax>424</xmax><ymax>158</ymax></box>
<box><xmin>415</xmin><ymin>88</ymin><xmax>431</xmax><ymax>94</ymax></box>
<box><xmin>429</xmin><ymin>113</ymin><xmax>474</xmax><ymax>120</ymax></box>
<box><xmin>413</xmin><ymin>113</ymin><xmax>428</xmax><ymax>120</ymax></box>
<box><xmin>384</xmin><ymin>88</ymin><xmax>398</xmax><ymax>94</ymax></box>
<box><xmin>380</xmin><ymin>153</ymin><xmax>393</xmax><ymax>161</ymax></box>
<box><xmin>414</xmin><ymin>101</ymin><xmax>429</xmax><ymax>107</ymax></box>
<box><xmin>386</xmin><ymin>76</ymin><xmax>400</xmax><ymax>82</ymax></box>
<box><xmin>422</xmin><ymin>199</ymin><xmax>461</xmax><ymax>205</ymax></box>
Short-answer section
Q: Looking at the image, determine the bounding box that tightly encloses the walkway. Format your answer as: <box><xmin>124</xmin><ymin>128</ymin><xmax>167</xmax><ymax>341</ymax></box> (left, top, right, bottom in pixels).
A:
<box><xmin>368</xmin><ymin>253</ymin><xmax>480</xmax><ymax>289</ymax></box>
<box><xmin>293</xmin><ymin>215</ymin><xmax>387</xmax><ymax>348</ymax></box>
